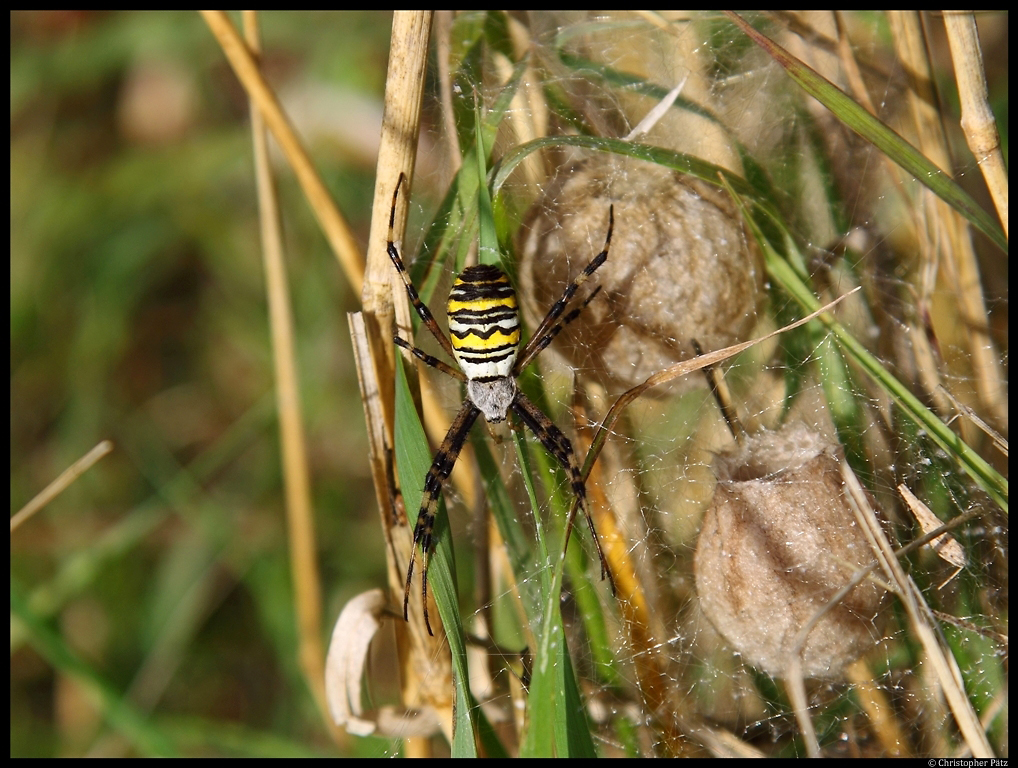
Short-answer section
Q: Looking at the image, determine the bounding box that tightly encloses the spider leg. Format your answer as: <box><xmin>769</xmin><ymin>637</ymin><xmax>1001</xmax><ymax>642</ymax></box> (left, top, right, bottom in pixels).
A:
<box><xmin>516</xmin><ymin>204</ymin><xmax>614</xmax><ymax>373</ymax></box>
<box><xmin>515</xmin><ymin>285</ymin><xmax>603</xmax><ymax>366</ymax></box>
<box><xmin>404</xmin><ymin>400</ymin><xmax>481</xmax><ymax>636</ymax></box>
<box><xmin>394</xmin><ymin>336</ymin><xmax>466</xmax><ymax>381</ymax></box>
<box><xmin>510</xmin><ymin>391</ymin><xmax>615</xmax><ymax>595</ymax></box>
<box><xmin>388</xmin><ymin>173</ymin><xmax>458</xmax><ymax>363</ymax></box>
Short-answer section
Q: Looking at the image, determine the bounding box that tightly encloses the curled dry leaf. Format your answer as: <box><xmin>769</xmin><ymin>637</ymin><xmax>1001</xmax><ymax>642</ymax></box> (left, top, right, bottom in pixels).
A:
<box><xmin>325</xmin><ymin>588</ymin><xmax>441</xmax><ymax>739</ymax></box>
<box><xmin>898</xmin><ymin>483</ymin><xmax>967</xmax><ymax>576</ymax></box>
<box><xmin>325</xmin><ymin>589</ymin><xmax>387</xmax><ymax>736</ymax></box>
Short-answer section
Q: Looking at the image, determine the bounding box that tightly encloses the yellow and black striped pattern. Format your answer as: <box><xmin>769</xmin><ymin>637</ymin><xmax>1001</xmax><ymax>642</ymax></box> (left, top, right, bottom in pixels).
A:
<box><xmin>387</xmin><ymin>173</ymin><xmax>616</xmax><ymax>636</ymax></box>
<box><xmin>447</xmin><ymin>264</ymin><xmax>521</xmax><ymax>381</ymax></box>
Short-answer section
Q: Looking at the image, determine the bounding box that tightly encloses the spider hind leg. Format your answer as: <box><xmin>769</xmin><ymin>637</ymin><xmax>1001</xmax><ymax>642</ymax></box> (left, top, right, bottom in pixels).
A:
<box><xmin>403</xmin><ymin>401</ymin><xmax>480</xmax><ymax>636</ymax></box>
<box><xmin>511</xmin><ymin>391</ymin><xmax>615</xmax><ymax>594</ymax></box>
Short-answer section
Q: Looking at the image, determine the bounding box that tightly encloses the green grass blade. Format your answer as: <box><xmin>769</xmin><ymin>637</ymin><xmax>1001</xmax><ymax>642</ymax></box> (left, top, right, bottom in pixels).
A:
<box><xmin>723</xmin><ymin>181</ymin><xmax>1008</xmax><ymax>513</ymax></box>
<box><xmin>768</xmin><ymin>252</ymin><xmax>1006</xmax><ymax>513</ymax></box>
<box><xmin>392</xmin><ymin>353</ymin><xmax>479</xmax><ymax>756</ymax></box>
<box><xmin>493</xmin><ymin>135</ymin><xmax>757</xmax><ymax>201</ymax></box>
<box><xmin>471</xmin><ymin>434</ymin><xmax>544</xmax><ymax>622</ymax></box>
<box><xmin>725</xmin><ymin>12</ymin><xmax>1007</xmax><ymax>254</ymax></box>
<box><xmin>513</xmin><ymin>429</ymin><xmax>596</xmax><ymax>757</ymax></box>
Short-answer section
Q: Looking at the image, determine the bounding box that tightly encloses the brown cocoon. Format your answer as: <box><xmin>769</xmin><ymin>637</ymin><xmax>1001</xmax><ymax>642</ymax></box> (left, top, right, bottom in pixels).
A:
<box><xmin>518</xmin><ymin>156</ymin><xmax>764</xmax><ymax>394</ymax></box>
<box><xmin>694</xmin><ymin>423</ymin><xmax>886</xmax><ymax>679</ymax></box>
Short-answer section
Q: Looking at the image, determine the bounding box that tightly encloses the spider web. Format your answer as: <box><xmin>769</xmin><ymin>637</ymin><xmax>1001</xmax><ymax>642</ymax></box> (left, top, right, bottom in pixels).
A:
<box><xmin>392</xmin><ymin>11</ymin><xmax>1007</xmax><ymax>758</ymax></box>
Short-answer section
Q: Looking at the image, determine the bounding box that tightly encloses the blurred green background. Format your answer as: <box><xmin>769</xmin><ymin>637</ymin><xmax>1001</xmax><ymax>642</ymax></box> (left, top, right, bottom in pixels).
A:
<box><xmin>11</xmin><ymin>11</ymin><xmax>394</xmax><ymax>756</ymax></box>
<box><xmin>11</xmin><ymin>10</ymin><xmax>1010</xmax><ymax>758</ymax></box>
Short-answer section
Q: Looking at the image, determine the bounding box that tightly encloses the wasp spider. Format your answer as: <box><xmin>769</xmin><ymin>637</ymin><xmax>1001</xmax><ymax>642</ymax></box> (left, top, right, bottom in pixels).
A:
<box><xmin>388</xmin><ymin>173</ymin><xmax>615</xmax><ymax>635</ymax></box>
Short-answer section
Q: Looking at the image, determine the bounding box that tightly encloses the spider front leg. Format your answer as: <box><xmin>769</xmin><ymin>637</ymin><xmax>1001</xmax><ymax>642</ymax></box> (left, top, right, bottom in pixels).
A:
<box><xmin>404</xmin><ymin>401</ymin><xmax>480</xmax><ymax>636</ymax></box>
<box><xmin>518</xmin><ymin>285</ymin><xmax>603</xmax><ymax>365</ymax></box>
<box><xmin>394</xmin><ymin>336</ymin><xmax>465</xmax><ymax>381</ymax></box>
<box><xmin>516</xmin><ymin>204</ymin><xmax>614</xmax><ymax>373</ymax></box>
<box><xmin>387</xmin><ymin>173</ymin><xmax>459</xmax><ymax>364</ymax></box>
<box><xmin>511</xmin><ymin>391</ymin><xmax>616</xmax><ymax>595</ymax></box>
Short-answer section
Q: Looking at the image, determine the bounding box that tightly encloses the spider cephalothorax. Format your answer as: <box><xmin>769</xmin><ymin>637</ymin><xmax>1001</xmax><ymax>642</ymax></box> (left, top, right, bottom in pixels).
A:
<box><xmin>387</xmin><ymin>173</ymin><xmax>615</xmax><ymax>635</ymax></box>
